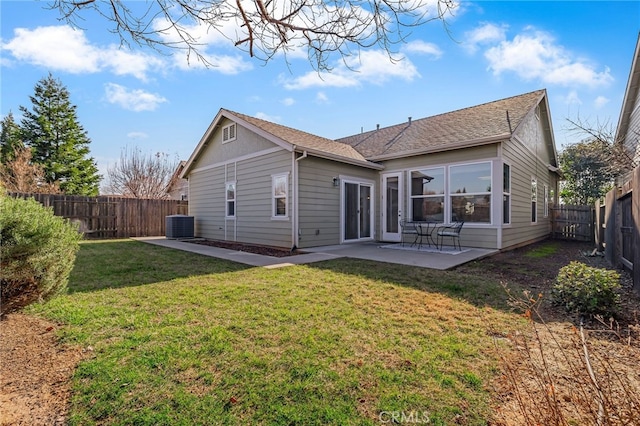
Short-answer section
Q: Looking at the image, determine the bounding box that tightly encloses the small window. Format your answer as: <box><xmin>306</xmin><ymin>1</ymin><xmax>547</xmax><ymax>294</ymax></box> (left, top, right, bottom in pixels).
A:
<box><xmin>226</xmin><ymin>182</ymin><xmax>236</xmax><ymax>217</ymax></box>
<box><xmin>222</xmin><ymin>123</ymin><xmax>236</xmax><ymax>143</ymax></box>
<box><xmin>531</xmin><ymin>177</ymin><xmax>537</xmax><ymax>223</ymax></box>
<box><xmin>272</xmin><ymin>173</ymin><xmax>288</xmax><ymax>218</ymax></box>
<box><xmin>503</xmin><ymin>163</ymin><xmax>511</xmax><ymax>224</ymax></box>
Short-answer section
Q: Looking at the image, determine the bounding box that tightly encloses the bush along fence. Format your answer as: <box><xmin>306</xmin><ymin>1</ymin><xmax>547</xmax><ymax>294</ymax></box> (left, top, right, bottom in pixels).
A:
<box><xmin>597</xmin><ymin>165</ymin><xmax>639</xmax><ymax>294</ymax></box>
<box><xmin>8</xmin><ymin>193</ymin><xmax>188</xmax><ymax>239</ymax></box>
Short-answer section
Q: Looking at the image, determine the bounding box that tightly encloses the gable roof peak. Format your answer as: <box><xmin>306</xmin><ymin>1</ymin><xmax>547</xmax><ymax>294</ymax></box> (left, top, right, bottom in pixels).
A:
<box><xmin>338</xmin><ymin>89</ymin><xmax>547</xmax><ymax>159</ymax></box>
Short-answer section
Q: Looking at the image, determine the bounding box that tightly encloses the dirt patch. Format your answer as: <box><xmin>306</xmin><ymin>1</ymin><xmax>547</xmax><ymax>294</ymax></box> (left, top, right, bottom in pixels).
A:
<box><xmin>457</xmin><ymin>240</ymin><xmax>640</xmax><ymax>425</ymax></box>
<box><xmin>0</xmin><ymin>314</ymin><xmax>88</xmax><ymax>426</ymax></box>
<box><xmin>188</xmin><ymin>239</ymin><xmax>304</xmax><ymax>257</ymax></box>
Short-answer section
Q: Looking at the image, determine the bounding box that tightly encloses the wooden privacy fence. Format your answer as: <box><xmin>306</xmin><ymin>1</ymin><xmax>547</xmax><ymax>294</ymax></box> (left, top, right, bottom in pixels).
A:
<box><xmin>550</xmin><ymin>205</ymin><xmax>595</xmax><ymax>242</ymax></box>
<box><xmin>598</xmin><ymin>165</ymin><xmax>639</xmax><ymax>293</ymax></box>
<box><xmin>8</xmin><ymin>193</ymin><xmax>188</xmax><ymax>238</ymax></box>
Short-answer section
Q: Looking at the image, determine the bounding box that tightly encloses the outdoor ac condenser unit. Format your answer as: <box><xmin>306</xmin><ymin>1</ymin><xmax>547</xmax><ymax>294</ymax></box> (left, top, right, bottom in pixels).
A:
<box><xmin>165</xmin><ymin>215</ymin><xmax>194</xmax><ymax>239</ymax></box>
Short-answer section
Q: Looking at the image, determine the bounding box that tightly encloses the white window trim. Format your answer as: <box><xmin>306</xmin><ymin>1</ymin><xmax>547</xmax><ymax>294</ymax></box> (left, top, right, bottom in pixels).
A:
<box><xmin>503</xmin><ymin>162</ymin><xmax>511</xmax><ymax>225</ymax></box>
<box><xmin>448</xmin><ymin>161</ymin><xmax>493</xmax><ymax>225</ymax></box>
<box><xmin>225</xmin><ymin>181</ymin><xmax>236</xmax><ymax>219</ymax></box>
<box><xmin>222</xmin><ymin>123</ymin><xmax>237</xmax><ymax>143</ymax></box>
<box><xmin>544</xmin><ymin>184</ymin><xmax>549</xmax><ymax>218</ymax></box>
<box><xmin>271</xmin><ymin>172</ymin><xmax>289</xmax><ymax>220</ymax></box>
<box><xmin>409</xmin><ymin>166</ymin><xmax>445</xmax><ymax>222</ymax></box>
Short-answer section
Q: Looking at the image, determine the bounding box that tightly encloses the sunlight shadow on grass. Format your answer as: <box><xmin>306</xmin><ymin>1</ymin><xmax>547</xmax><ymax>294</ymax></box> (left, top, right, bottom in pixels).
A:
<box><xmin>67</xmin><ymin>240</ymin><xmax>250</xmax><ymax>293</ymax></box>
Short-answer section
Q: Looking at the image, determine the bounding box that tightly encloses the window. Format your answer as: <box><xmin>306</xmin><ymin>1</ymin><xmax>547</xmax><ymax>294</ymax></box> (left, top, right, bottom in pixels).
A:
<box><xmin>449</xmin><ymin>162</ymin><xmax>491</xmax><ymax>223</ymax></box>
<box><xmin>222</xmin><ymin>123</ymin><xmax>236</xmax><ymax>143</ymax></box>
<box><xmin>544</xmin><ymin>184</ymin><xmax>549</xmax><ymax>218</ymax></box>
<box><xmin>531</xmin><ymin>177</ymin><xmax>537</xmax><ymax>223</ymax></box>
<box><xmin>503</xmin><ymin>163</ymin><xmax>511</xmax><ymax>224</ymax></box>
<box><xmin>410</xmin><ymin>167</ymin><xmax>444</xmax><ymax>222</ymax></box>
<box><xmin>272</xmin><ymin>173</ymin><xmax>288</xmax><ymax>218</ymax></box>
<box><xmin>226</xmin><ymin>182</ymin><xmax>236</xmax><ymax>217</ymax></box>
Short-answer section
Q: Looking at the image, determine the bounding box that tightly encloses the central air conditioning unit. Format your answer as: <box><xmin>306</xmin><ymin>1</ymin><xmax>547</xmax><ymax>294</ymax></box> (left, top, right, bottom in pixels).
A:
<box><xmin>165</xmin><ymin>215</ymin><xmax>194</xmax><ymax>239</ymax></box>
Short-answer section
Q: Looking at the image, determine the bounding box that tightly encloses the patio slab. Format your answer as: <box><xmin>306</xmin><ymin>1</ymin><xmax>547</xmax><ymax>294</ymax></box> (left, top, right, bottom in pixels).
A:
<box><xmin>133</xmin><ymin>237</ymin><xmax>497</xmax><ymax>270</ymax></box>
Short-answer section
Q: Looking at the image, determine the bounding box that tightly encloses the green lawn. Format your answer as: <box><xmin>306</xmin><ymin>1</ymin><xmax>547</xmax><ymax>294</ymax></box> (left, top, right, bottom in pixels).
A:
<box><xmin>28</xmin><ymin>240</ymin><xmax>521</xmax><ymax>425</ymax></box>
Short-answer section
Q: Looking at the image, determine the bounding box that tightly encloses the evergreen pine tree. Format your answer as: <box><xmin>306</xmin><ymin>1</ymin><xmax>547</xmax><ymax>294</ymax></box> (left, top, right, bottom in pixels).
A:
<box><xmin>19</xmin><ymin>74</ymin><xmax>101</xmax><ymax>195</ymax></box>
<box><xmin>0</xmin><ymin>112</ymin><xmax>24</xmax><ymax>163</ymax></box>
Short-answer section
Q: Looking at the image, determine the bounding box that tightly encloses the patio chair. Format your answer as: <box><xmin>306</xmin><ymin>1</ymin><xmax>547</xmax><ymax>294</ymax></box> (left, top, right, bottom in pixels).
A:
<box><xmin>436</xmin><ymin>221</ymin><xmax>464</xmax><ymax>251</ymax></box>
<box><xmin>400</xmin><ymin>220</ymin><xmax>418</xmax><ymax>247</ymax></box>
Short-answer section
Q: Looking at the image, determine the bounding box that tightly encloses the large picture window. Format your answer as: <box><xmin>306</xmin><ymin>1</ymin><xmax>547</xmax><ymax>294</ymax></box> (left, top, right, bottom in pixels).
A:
<box><xmin>410</xmin><ymin>167</ymin><xmax>444</xmax><ymax>222</ymax></box>
<box><xmin>449</xmin><ymin>162</ymin><xmax>491</xmax><ymax>223</ymax></box>
<box><xmin>226</xmin><ymin>182</ymin><xmax>236</xmax><ymax>217</ymax></box>
<box><xmin>272</xmin><ymin>173</ymin><xmax>288</xmax><ymax>218</ymax></box>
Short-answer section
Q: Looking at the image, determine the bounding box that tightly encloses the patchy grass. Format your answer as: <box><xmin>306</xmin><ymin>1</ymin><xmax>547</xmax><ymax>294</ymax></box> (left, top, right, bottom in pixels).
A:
<box><xmin>523</xmin><ymin>241</ymin><xmax>560</xmax><ymax>259</ymax></box>
<box><xmin>28</xmin><ymin>240</ymin><xmax>521</xmax><ymax>425</ymax></box>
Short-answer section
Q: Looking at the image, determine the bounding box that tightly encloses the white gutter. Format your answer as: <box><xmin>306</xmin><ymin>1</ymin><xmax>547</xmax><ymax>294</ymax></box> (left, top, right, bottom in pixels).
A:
<box><xmin>292</xmin><ymin>149</ymin><xmax>308</xmax><ymax>249</ymax></box>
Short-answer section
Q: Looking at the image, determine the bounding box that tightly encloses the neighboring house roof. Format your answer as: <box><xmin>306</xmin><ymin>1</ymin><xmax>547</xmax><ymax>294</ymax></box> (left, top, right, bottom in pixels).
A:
<box><xmin>615</xmin><ymin>32</ymin><xmax>640</xmax><ymax>155</ymax></box>
<box><xmin>337</xmin><ymin>89</ymin><xmax>548</xmax><ymax>161</ymax></box>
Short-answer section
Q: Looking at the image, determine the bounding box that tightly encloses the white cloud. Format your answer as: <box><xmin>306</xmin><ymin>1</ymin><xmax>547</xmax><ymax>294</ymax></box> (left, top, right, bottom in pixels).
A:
<box><xmin>283</xmin><ymin>50</ymin><xmax>419</xmax><ymax>90</ymax></box>
<box><xmin>594</xmin><ymin>96</ymin><xmax>609</xmax><ymax>109</ymax></box>
<box><xmin>281</xmin><ymin>97</ymin><xmax>295</xmax><ymax>106</ymax></box>
<box><xmin>171</xmin><ymin>51</ymin><xmax>253</xmax><ymax>74</ymax></box>
<box><xmin>127</xmin><ymin>132</ymin><xmax>149</xmax><ymax>139</ymax></box>
<box><xmin>105</xmin><ymin>83</ymin><xmax>168</xmax><ymax>112</ymax></box>
<box><xmin>316</xmin><ymin>92</ymin><xmax>329</xmax><ymax>103</ymax></box>
<box><xmin>2</xmin><ymin>25</ymin><xmax>163</xmax><ymax>81</ymax></box>
<box><xmin>562</xmin><ymin>90</ymin><xmax>582</xmax><ymax>106</ymax></box>
<box><xmin>464</xmin><ymin>23</ymin><xmax>508</xmax><ymax>53</ymax></box>
<box><xmin>484</xmin><ymin>29</ymin><xmax>613</xmax><ymax>88</ymax></box>
<box><xmin>403</xmin><ymin>40</ymin><xmax>442</xmax><ymax>59</ymax></box>
<box><xmin>255</xmin><ymin>112</ymin><xmax>280</xmax><ymax>122</ymax></box>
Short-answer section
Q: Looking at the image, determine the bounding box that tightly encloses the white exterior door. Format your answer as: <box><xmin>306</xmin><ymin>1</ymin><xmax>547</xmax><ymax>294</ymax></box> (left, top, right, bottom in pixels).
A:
<box><xmin>382</xmin><ymin>172</ymin><xmax>403</xmax><ymax>242</ymax></box>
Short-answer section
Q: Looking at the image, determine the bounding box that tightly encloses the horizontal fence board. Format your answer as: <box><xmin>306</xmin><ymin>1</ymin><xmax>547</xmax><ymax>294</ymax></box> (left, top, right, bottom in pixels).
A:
<box><xmin>8</xmin><ymin>193</ymin><xmax>188</xmax><ymax>239</ymax></box>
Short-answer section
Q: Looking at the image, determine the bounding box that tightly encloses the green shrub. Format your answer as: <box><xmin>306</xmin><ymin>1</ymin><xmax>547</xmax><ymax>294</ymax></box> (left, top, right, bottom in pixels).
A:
<box><xmin>551</xmin><ymin>261</ymin><xmax>621</xmax><ymax>316</ymax></box>
<box><xmin>0</xmin><ymin>194</ymin><xmax>81</xmax><ymax>316</ymax></box>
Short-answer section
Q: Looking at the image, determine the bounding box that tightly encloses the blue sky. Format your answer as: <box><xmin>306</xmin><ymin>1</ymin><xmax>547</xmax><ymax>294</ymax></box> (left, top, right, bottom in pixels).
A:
<box><xmin>1</xmin><ymin>1</ymin><xmax>639</xmax><ymax>184</ymax></box>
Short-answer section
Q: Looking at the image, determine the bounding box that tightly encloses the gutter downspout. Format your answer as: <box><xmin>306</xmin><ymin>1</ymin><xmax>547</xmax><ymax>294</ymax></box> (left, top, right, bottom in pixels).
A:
<box><xmin>293</xmin><ymin>148</ymin><xmax>308</xmax><ymax>249</ymax></box>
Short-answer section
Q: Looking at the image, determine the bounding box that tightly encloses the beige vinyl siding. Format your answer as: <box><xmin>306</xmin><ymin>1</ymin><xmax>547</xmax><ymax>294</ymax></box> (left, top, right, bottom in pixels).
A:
<box><xmin>381</xmin><ymin>144</ymin><xmax>499</xmax><ymax>171</ymax></box>
<box><xmin>622</xmin><ymin>86</ymin><xmax>640</xmax><ymax>164</ymax></box>
<box><xmin>502</xmin><ymin>110</ymin><xmax>555</xmax><ymax>249</ymax></box>
<box><xmin>196</xmin><ymin>118</ymin><xmax>282</xmax><ymax>167</ymax></box>
<box><xmin>188</xmin><ymin>149</ymin><xmax>293</xmax><ymax>247</ymax></box>
<box><xmin>297</xmin><ymin>156</ymin><xmax>378</xmax><ymax>248</ymax></box>
<box><xmin>235</xmin><ymin>150</ymin><xmax>292</xmax><ymax>247</ymax></box>
<box><xmin>188</xmin><ymin>166</ymin><xmax>226</xmax><ymax>240</ymax></box>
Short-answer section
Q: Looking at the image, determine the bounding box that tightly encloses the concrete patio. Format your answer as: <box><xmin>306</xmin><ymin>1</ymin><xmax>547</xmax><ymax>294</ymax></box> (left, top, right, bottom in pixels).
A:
<box><xmin>134</xmin><ymin>237</ymin><xmax>497</xmax><ymax>270</ymax></box>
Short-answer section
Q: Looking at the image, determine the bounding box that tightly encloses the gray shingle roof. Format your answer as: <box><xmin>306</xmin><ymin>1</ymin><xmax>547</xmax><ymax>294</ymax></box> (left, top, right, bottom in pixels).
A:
<box><xmin>337</xmin><ymin>90</ymin><xmax>546</xmax><ymax>159</ymax></box>
<box><xmin>224</xmin><ymin>109</ymin><xmax>371</xmax><ymax>164</ymax></box>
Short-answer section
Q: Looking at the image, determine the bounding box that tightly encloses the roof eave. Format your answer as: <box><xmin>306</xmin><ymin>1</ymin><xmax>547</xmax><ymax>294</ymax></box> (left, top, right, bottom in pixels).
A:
<box><xmin>298</xmin><ymin>147</ymin><xmax>384</xmax><ymax>170</ymax></box>
<box><xmin>615</xmin><ymin>32</ymin><xmax>640</xmax><ymax>143</ymax></box>
<box><xmin>365</xmin><ymin>133</ymin><xmax>511</xmax><ymax>162</ymax></box>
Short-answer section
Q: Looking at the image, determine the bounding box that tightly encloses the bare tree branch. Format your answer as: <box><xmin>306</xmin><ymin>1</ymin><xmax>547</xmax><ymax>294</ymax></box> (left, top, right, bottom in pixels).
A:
<box><xmin>103</xmin><ymin>147</ymin><xmax>178</xmax><ymax>199</ymax></box>
<box><xmin>48</xmin><ymin>0</ymin><xmax>456</xmax><ymax>70</ymax></box>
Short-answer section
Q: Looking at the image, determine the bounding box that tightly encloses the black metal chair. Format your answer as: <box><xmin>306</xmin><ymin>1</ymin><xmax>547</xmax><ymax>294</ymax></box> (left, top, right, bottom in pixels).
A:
<box><xmin>400</xmin><ymin>220</ymin><xmax>418</xmax><ymax>247</ymax></box>
<box><xmin>436</xmin><ymin>221</ymin><xmax>464</xmax><ymax>250</ymax></box>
